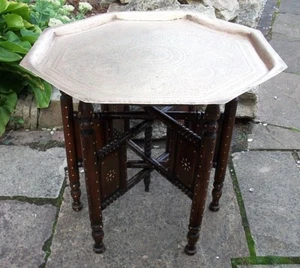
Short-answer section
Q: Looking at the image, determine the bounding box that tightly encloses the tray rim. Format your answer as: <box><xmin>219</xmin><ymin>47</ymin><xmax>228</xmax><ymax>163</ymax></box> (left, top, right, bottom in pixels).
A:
<box><xmin>20</xmin><ymin>11</ymin><xmax>287</xmax><ymax>105</ymax></box>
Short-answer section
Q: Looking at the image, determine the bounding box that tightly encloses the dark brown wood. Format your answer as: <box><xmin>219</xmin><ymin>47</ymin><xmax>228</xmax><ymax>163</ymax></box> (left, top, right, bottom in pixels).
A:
<box><xmin>97</xmin><ymin>120</ymin><xmax>149</xmax><ymax>159</ymax></box>
<box><xmin>173</xmin><ymin>136</ymin><xmax>199</xmax><ymax>191</ymax></box>
<box><xmin>101</xmin><ymin>104</ymin><xmax>114</xmax><ymax>144</ymax></box>
<box><xmin>123</xmin><ymin>105</ymin><xmax>130</xmax><ymax>132</ymax></box>
<box><xmin>119</xmin><ymin>142</ymin><xmax>128</xmax><ymax>191</ymax></box>
<box><xmin>127</xmin><ymin>160</ymin><xmax>152</xmax><ymax>169</ymax></box>
<box><xmin>93</xmin><ymin>116</ymin><xmax>106</xmax><ymax>152</ymax></box>
<box><xmin>127</xmin><ymin>140</ymin><xmax>193</xmax><ymax>198</ymax></box>
<box><xmin>144</xmin><ymin>121</ymin><xmax>153</xmax><ymax>192</ymax></box>
<box><xmin>185</xmin><ymin>105</ymin><xmax>196</xmax><ymax>129</ymax></box>
<box><xmin>79</xmin><ymin>101</ymin><xmax>105</xmax><ymax>254</ymax></box>
<box><xmin>185</xmin><ymin>104</ymin><xmax>220</xmax><ymax>255</ymax></box>
<box><xmin>97</xmin><ymin>110</ymin><xmax>201</xmax><ymax>121</ymax></box>
<box><xmin>61</xmin><ymin>99</ymin><xmax>237</xmax><ymax>255</ymax></box>
<box><xmin>73</xmin><ymin>112</ymin><xmax>83</xmax><ymax>164</ymax></box>
<box><xmin>60</xmin><ymin>92</ymin><xmax>82</xmax><ymax>211</ymax></box>
<box><xmin>143</xmin><ymin>106</ymin><xmax>201</xmax><ymax>146</ymax></box>
<box><xmin>99</xmin><ymin>150</ymin><xmax>121</xmax><ymax>201</ymax></box>
<box><xmin>209</xmin><ymin>98</ymin><xmax>238</xmax><ymax>212</ymax></box>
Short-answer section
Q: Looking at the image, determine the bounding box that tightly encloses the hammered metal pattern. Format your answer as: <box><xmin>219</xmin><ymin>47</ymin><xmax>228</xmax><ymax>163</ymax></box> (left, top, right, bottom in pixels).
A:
<box><xmin>20</xmin><ymin>11</ymin><xmax>286</xmax><ymax>105</ymax></box>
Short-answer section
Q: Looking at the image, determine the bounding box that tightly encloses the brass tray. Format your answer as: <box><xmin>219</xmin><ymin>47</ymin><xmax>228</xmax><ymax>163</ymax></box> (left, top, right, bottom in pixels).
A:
<box><xmin>20</xmin><ymin>11</ymin><xmax>287</xmax><ymax>105</ymax></box>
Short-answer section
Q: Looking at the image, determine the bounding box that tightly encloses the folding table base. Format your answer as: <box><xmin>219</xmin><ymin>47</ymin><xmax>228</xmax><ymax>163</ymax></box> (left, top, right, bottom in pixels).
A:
<box><xmin>60</xmin><ymin>92</ymin><xmax>238</xmax><ymax>255</ymax></box>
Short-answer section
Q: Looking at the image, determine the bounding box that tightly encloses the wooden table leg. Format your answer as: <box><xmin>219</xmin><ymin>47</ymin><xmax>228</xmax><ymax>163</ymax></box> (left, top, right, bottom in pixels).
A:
<box><xmin>79</xmin><ymin>101</ymin><xmax>105</xmax><ymax>253</ymax></box>
<box><xmin>144</xmin><ymin>121</ymin><xmax>153</xmax><ymax>192</ymax></box>
<box><xmin>209</xmin><ymin>98</ymin><xmax>238</xmax><ymax>212</ymax></box>
<box><xmin>60</xmin><ymin>92</ymin><xmax>83</xmax><ymax>211</ymax></box>
<box><xmin>185</xmin><ymin>104</ymin><xmax>220</xmax><ymax>255</ymax></box>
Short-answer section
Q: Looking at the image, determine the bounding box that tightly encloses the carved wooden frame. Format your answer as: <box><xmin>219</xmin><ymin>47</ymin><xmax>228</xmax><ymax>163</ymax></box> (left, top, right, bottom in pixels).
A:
<box><xmin>60</xmin><ymin>91</ymin><xmax>238</xmax><ymax>255</ymax></box>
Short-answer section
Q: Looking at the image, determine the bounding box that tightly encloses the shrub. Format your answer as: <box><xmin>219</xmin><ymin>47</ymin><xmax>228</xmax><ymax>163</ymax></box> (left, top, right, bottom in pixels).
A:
<box><xmin>0</xmin><ymin>0</ymin><xmax>94</xmax><ymax>136</ymax></box>
<box><xmin>0</xmin><ymin>0</ymin><xmax>52</xmax><ymax>135</ymax></box>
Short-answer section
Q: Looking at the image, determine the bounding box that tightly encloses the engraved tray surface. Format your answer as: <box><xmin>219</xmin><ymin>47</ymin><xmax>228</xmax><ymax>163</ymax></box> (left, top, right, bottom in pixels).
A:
<box><xmin>20</xmin><ymin>11</ymin><xmax>287</xmax><ymax>105</ymax></box>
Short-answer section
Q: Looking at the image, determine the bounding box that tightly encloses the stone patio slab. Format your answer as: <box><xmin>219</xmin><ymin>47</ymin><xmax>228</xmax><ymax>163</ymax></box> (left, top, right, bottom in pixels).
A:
<box><xmin>256</xmin><ymin>72</ymin><xmax>300</xmax><ymax>128</ymax></box>
<box><xmin>248</xmin><ymin>123</ymin><xmax>300</xmax><ymax>150</ymax></box>
<box><xmin>238</xmin><ymin>264</ymin><xmax>300</xmax><ymax>268</ymax></box>
<box><xmin>1</xmin><ymin>130</ymin><xmax>64</xmax><ymax>147</ymax></box>
<box><xmin>270</xmin><ymin>40</ymin><xmax>300</xmax><ymax>75</ymax></box>
<box><xmin>0</xmin><ymin>146</ymin><xmax>66</xmax><ymax>198</ymax></box>
<box><xmin>0</xmin><ymin>201</ymin><xmax>57</xmax><ymax>267</ymax></box>
<box><xmin>47</xmin><ymin>171</ymin><xmax>248</xmax><ymax>268</ymax></box>
<box><xmin>272</xmin><ymin>14</ymin><xmax>300</xmax><ymax>40</ymax></box>
<box><xmin>279</xmin><ymin>0</ymin><xmax>300</xmax><ymax>15</ymax></box>
<box><xmin>233</xmin><ymin>151</ymin><xmax>300</xmax><ymax>256</ymax></box>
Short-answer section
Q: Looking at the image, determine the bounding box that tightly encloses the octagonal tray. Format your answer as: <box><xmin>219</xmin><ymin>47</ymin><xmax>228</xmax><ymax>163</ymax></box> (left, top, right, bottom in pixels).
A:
<box><xmin>20</xmin><ymin>11</ymin><xmax>287</xmax><ymax>105</ymax></box>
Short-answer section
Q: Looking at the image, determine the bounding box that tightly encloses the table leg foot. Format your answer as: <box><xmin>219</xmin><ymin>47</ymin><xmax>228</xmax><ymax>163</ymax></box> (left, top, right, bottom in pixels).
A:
<box><xmin>92</xmin><ymin>226</ymin><xmax>105</xmax><ymax>253</ymax></box>
<box><xmin>72</xmin><ymin>202</ymin><xmax>83</xmax><ymax>211</ymax></box>
<box><xmin>184</xmin><ymin>245</ymin><xmax>197</xmax><ymax>256</ymax></box>
<box><xmin>93</xmin><ymin>243</ymin><xmax>106</xmax><ymax>254</ymax></box>
<box><xmin>209</xmin><ymin>202</ymin><xmax>220</xmax><ymax>212</ymax></box>
<box><xmin>184</xmin><ymin>226</ymin><xmax>199</xmax><ymax>255</ymax></box>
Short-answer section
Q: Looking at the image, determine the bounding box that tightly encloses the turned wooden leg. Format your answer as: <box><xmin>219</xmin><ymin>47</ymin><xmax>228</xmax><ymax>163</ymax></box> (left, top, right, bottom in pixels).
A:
<box><xmin>60</xmin><ymin>92</ymin><xmax>83</xmax><ymax>211</ymax></box>
<box><xmin>185</xmin><ymin>104</ymin><xmax>220</xmax><ymax>255</ymax></box>
<box><xmin>79</xmin><ymin>101</ymin><xmax>105</xmax><ymax>253</ymax></box>
<box><xmin>144</xmin><ymin>121</ymin><xmax>153</xmax><ymax>192</ymax></box>
<box><xmin>209</xmin><ymin>98</ymin><xmax>238</xmax><ymax>212</ymax></box>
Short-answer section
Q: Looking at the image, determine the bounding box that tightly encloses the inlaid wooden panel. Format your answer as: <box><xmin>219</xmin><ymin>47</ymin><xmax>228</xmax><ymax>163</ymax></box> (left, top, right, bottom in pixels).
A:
<box><xmin>173</xmin><ymin>136</ymin><xmax>199</xmax><ymax>191</ymax></box>
<box><xmin>99</xmin><ymin>150</ymin><xmax>125</xmax><ymax>202</ymax></box>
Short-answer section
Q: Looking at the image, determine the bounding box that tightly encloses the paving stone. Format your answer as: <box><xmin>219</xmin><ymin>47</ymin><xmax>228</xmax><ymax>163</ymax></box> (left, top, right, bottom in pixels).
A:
<box><xmin>249</xmin><ymin>123</ymin><xmax>300</xmax><ymax>150</ymax></box>
<box><xmin>256</xmin><ymin>72</ymin><xmax>300</xmax><ymax>129</ymax></box>
<box><xmin>48</xmin><ymin>171</ymin><xmax>248</xmax><ymax>268</ymax></box>
<box><xmin>0</xmin><ymin>146</ymin><xmax>66</xmax><ymax>198</ymax></box>
<box><xmin>279</xmin><ymin>0</ymin><xmax>300</xmax><ymax>15</ymax></box>
<box><xmin>272</xmin><ymin>14</ymin><xmax>300</xmax><ymax>40</ymax></box>
<box><xmin>270</xmin><ymin>39</ymin><xmax>300</xmax><ymax>75</ymax></box>
<box><xmin>233</xmin><ymin>151</ymin><xmax>300</xmax><ymax>256</ymax></box>
<box><xmin>0</xmin><ymin>200</ymin><xmax>57</xmax><ymax>267</ymax></box>
<box><xmin>0</xmin><ymin>130</ymin><xmax>64</xmax><ymax>147</ymax></box>
<box><xmin>238</xmin><ymin>266</ymin><xmax>300</xmax><ymax>268</ymax></box>
<box><xmin>256</xmin><ymin>0</ymin><xmax>277</xmax><ymax>38</ymax></box>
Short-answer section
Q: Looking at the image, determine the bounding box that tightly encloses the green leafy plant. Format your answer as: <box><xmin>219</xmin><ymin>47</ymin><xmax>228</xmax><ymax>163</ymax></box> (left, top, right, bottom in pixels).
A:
<box><xmin>0</xmin><ymin>0</ymin><xmax>94</xmax><ymax>136</ymax></box>
<box><xmin>29</xmin><ymin>0</ymin><xmax>93</xmax><ymax>28</ymax></box>
<box><xmin>30</xmin><ymin>0</ymin><xmax>73</xmax><ymax>29</ymax></box>
<box><xmin>0</xmin><ymin>0</ymin><xmax>52</xmax><ymax>136</ymax></box>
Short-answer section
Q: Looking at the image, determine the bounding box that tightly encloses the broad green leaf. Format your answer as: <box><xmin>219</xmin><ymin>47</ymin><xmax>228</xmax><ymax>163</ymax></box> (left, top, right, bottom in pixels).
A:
<box><xmin>5</xmin><ymin>31</ymin><xmax>20</xmax><ymax>42</ymax></box>
<box><xmin>0</xmin><ymin>62</ymin><xmax>36</xmax><ymax>77</ymax></box>
<box><xmin>4</xmin><ymin>32</ymin><xmax>31</xmax><ymax>49</ymax></box>
<box><xmin>0</xmin><ymin>40</ymin><xmax>29</xmax><ymax>54</ymax></box>
<box><xmin>0</xmin><ymin>46</ymin><xmax>22</xmax><ymax>62</ymax></box>
<box><xmin>20</xmin><ymin>28</ymin><xmax>39</xmax><ymax>44</ymax></box>
<box><xmin>24</xmin><ymin>74</ymin><xmax>45</xmax><ymax>90</ymax></box>
<box><xmin>0</xmin><ymin>90</ymin><xmax>18</xmax><ymax>136</ymax></box>
<box><xmin>3</xmin><ymin>14</ymin><xmax>24</xmax><ymax>30</ymax></box>
<box><xmin>23</xmin><ymin>19</ymin><xmax>33</xmax><ymax>29</ymax></box>
<box><xmin>29</xmin><ymin>79</ymin><xmax>52</xmax><ymax>108</ymax></box>
<box><xmin>5</xmin><ymin>2</ymin><xmax>30</xmax><ymax>20</ymax></box>
<box><xmin>0</xmin><ymin>0</ymin><xmax>9</xmax><ymax>14</ymax></box>
<box><xmin>32</xmin><ymin>24</ymin><xmax>42</xmax><ymax>34</ymax></box>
